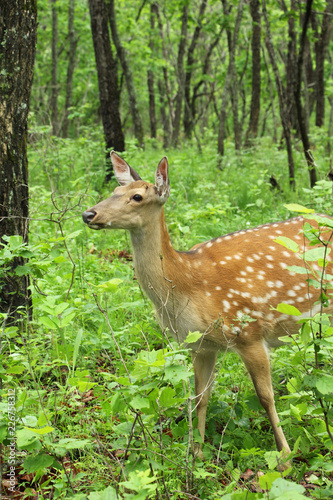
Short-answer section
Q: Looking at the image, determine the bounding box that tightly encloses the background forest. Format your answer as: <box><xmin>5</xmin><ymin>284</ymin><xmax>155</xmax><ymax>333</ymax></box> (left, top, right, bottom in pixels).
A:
<box><xmin>1</xmin><ymin>0</ymin><xmax>333</xmax><ymax>498</ymax></box>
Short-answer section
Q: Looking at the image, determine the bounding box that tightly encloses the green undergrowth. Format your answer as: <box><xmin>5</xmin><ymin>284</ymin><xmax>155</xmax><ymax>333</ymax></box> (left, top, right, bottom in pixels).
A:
<box><xmin>1</xmin><ymin>133</ymin><xmax>333</xmax><ymax>498</ymax></box>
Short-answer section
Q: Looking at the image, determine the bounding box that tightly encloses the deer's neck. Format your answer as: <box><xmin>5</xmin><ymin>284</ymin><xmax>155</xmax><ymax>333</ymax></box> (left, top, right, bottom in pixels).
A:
<box><xmin>129</xmin><ymin>209</ymin><xmax>179</xmax><ymax>305</ymax></box>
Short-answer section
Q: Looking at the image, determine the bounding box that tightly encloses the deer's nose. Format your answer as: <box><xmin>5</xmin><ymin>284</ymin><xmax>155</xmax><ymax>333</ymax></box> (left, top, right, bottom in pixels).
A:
<box><xmin>82</xmin><ymin>210</ymin><xmax>97</xmax><ymax>224</ymax></box>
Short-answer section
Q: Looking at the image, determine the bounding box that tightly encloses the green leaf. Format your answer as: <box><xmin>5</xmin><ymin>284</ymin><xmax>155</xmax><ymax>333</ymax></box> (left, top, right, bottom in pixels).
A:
<box><xmin>88</xmin><ymin>486</ymin><xmax>118</xmax><ymax>500</ymax></box>
<box><xmin>98</xmin><ymin>278</ymin><xmax>123</xmax><ymax>291</ymax></box>
<box><xmin>286</xmin><ymin>265</ymin><xmax>310</xmax><ymax>275</ymax></box>
<box><xmin>269</xmin><ymin>478</ymin><xmax>306</xmax><ymax>499</ymax></box>
<box><xmin>259</xmin><ymin>471</ymin><xmax>281</xmax><ymax>490</ymax></box>
<box><xmin>23</xmin><ymin>453</ymin><xmax>54</xmax><ymax>473</ymax></box>
<box><xmin>72</xmin><ymin>328</ymin><xmax>83</xmax><ymax>373</ymax></box>
<box><xmin>159</xmin><ymin>386</ymin><xmax>176</xmax><ymax>407</ymax></box>
<box><xmin>185</xmin><ymin>331</ymin><xmax>203</xmax><ymax>344</ymax></box>
<box><xmin>39</xmin><ymin>316</ymin><xmax>58</xmax><ymax>330</ymax></box>
<box><xmin>65</xmin><ymin>229</ymin><xmax>83</xmax><ymax>239</ymax></box>
<box><xmin>276</xmin><ymin>303</ymin><xmax>302</xmax><ymax>316</ymax></box>
<box><xmin>316</xmin><ymin>375</ymin><xmax>333</xmax><ymax>394</ymax></box>
<box><xmin>302</xmin><ymin>246</ymin><xmax>331</xmax><ymax>262</ymax></box>
<box><xmin>284</xmin><ymin>204</ymin><xmax>314</xmax><ymax>213</ymax></box>
<box><xmin>274</xmin><ymin>237</ymin><xmax>299</xmax><ymax>253</ymax></box>
<box><xmin>24</xmin><ymin>426</ymin><xmax>54</xmax><ymax>435</ymax></box>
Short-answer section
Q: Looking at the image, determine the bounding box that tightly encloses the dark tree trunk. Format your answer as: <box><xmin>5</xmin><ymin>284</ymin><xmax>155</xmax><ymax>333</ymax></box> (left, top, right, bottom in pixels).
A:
<box><xmin>51</xmin><ymin>0</ymin><xmax>59</xmax><ymax>136</ymax></box>
<box><xmin>218</xmin><ymin>0</ymin><xmax>244</xmax><ymax>156</ymax></box>
<box><xmin>155</xmin><ymin>3</ymin><xmax>173</xmax><ymax>146</ymax></box>
<box><xmin>108</xmin><ymin>0</ymin><xmax>144</xmax><ymax>148</ymax></box>
<box><xmin>285</xmin><ymin>0</ymin><xmax>298</xmax><ymax>133</ymax></box>
<box><xmin>262</xmin><ymin>0</ymin><xmax>295</xmax><ymax>189</ymax></box>
<box><xmin>314</xmin><ymin>0</ymin><xmax>333</xmax><ymax>127</ymax></box>
<box><xmin>184</xmin><ymin>0</ymin><xmax>207</xmax><ymax>139</ymax></box>
<box><xmin>0</xmin><ymin>0</ymin><xmax>37</xmax><ymax>323</ymax></box>
<box><xmin>147</xmin><ymin>3</ymin><xmax>156</xmax><ymax>139</ymax></box>
<box><xmin>62</xmin><ymin>0</ymin><xmax>77</xmax><ymax>138</ymax></box>
<box><xmin>172</xmin><ymin>4</ymin><xmax>188</xmax><ymax>147</ymax></box>
<box><xmin>294</xmin><ymin>0</ymin><xmax>318</xmax><ymax>187</ymax></box>
<box><xmin>89</xmin><ymin>0</ymin><xmax>125</xmax><ymax>182</ymax></box>
<box><xmin>245</xmin><ymin>0</ymin><xmax>261</xmax><ymax>146</ymax></box>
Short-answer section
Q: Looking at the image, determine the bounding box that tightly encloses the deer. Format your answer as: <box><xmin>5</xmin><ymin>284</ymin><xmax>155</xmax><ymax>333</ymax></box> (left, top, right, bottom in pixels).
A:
<box><xmin>82</xmin><ymin>152</ymin><xmax>332</xmax><ymax>463</ymax></box>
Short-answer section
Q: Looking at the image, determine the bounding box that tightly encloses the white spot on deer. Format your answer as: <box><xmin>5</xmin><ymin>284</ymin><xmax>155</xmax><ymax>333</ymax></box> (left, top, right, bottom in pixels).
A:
<box><xmin>241</xmin><ymin>292</ymin><xmax>251</xmax><ymax>299</ymax></box>
<box><xmin>280</xmin><ymin>262</ymin><xmax>288</xmax><ymax>269</ymax></box>
<box><xmin>236</xmin><ymin>277</ymin><xmax>247</xmax><ymax>283</ymax></box>
<box><xmin>246</xmin><ymin>266</ymin><xmax>254</xmax><ymax>273</ymax></box>
<box><xmin>198</xmin><ymin>248</ymin><xmax>203</xmax><ymax>254</ymax></box>
<box><xmin>203</xmin><ymin>279</ymin><xmax>208</xmax><ymax>285</ymax></box>
<box><xmin>293</xmin><ymin>285</ymin><xmax>301</xmax><ymax>291</ymax></box>
<box><xmin>225</xmin><ymin>256</ymin><xmax>232</xmax><ymax>260</ymax></box>
<box><xmin>297</xmin><ymin>297</ymin><xmax>305</xmax><ymax>302</ymax></box>
<box><xmin>252</xmin><ymin>311</ymin><xmax>263</xmax><ymax>318</ymax></box>
<box><xmin>258</xmin><ymin>275</ymin><xmax>265</xmax><ymax>280</ymax></box>
<box><xmin>234</xmin><ymin>254</ymin><xmax>241</xmax><ymax>260</ymax></box>
<box><xmin>224</xmin><ymin>236</ymin><xmax>232</xmax><ymax>241</ymax></box>
<box><xmin>266</xmin><ymin>255</ymin><xmax>274</xmax><ymax>261</ymax></box>
<box><xmin>253</xmin><ymin>254</ymin><xmax>261</xmax><ymax>261</ymax></box>
<box><xmin>240</xmin><ymin>271</ymin><xmax>247</xmax><ymax>276</ymax></box>
<box><xmin>267</xmin><ymin>263</ymin><xmax>274</xmax><ymax>269</ymax></box>
<box><xmin>266</xmin><ymin>313</ymin><xmax>275</xmax><ymax>321</ymax></box>
<box><xmin>220</xmin><ymin>260</ymin><xmax>226</xmax><ymax>265</ymax></box>
<box><xmin>212</xmin><ymin>262</ymin><xmax>217</xmax><ymax>266</ymax></box>
<box><xmin>272</xmin><ymin>224</ymin><xmax>279</xmax><ymax>228</ymax></box>
<box><xmin>247</xmin><ymin>256</ymin><xmax>254</xmax><ymax>263</ymax></box>
<box><xmin>259</xmin><ymin>270</ymin><xmax>266</xmax><ymax>275</ymax></box>
<box><xmin>216</xmin><ymin>286</ymin><xmax>222</xmax><ymax>291</ymax></box>
<box><xmin>207</xmin><ymin>242</ymin><xmax>213</xmax><ymax>248</ymax></box>
<box><xmin>282</xmin><ymin>251</ymin><xmax>291</xmax><ymax>258</ymax></box>
<box><xmin>223</xmin><ymin>300</ymin><xmax>231</xmax><ymax>311</ymax></box>
<box><xmin>233</xmin><ymin>300</ymin><xmax>239</xmax><ymax>306</ymax></box>
<box><xmin>206</xmin><ymin>291</ymin><xmax>211</xmax><ymax>297</ymax></box>
<box><xmin>216</xmin><ymin>238</ymin><xmax>222</xmax><ymax>243</ymax></box>
<box><xmin>275</xmin><ymin>230</ymin><xmax>283</xmax><ymax>235</ymax></box>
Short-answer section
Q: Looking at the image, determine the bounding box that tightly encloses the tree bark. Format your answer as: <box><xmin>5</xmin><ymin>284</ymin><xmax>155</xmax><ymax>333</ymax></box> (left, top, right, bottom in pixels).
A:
<box><xmin>147</xmin><ymin>3</ymin><xmax>156</xmax><ymax>139</ymax></box>
<box><xmin>314</xmin><ymin>0</ymin><xmax>333</xmax><ymax>127</ymax></box>
<box><xmin>51</xmin><ymin>0</ymin><xmax>59</xmax><ymax>136</ymax></box>
<box><xmin>184</xmin><ymin>0</ymin><xmax>207</xmax><ymax>138</ymax></box>
<box><xmin>172</xmin><ymin>4</ymin><xmax>189</xmax><ymax>147</ymax></box>
<box><xmin>218</xmin><ymin>0</ymin><xmax>244</xmax><ymax>156</ymax></box>
<box><xmin>262</xmin><ymin>0</ymin><xmax>295</xmax><ymax>189</ymax></box>
<box><xmin>89</xmin><ymin>0</ymin><xmax>125</xmax><ymax>181</ymax></box>
<box><xmin>0</xmin><ymin>0</ymin><xmax>37</xmax><ymax>322</ymax></box>
<box><xmin>62</xmin><ymin>0</ymin><xmax>78</xmax><ymax>138</ymax></box>
<box><xmin>108</xmin><ymin>0</ymin><xmax>144</xmax><ymax>148</ymax></box>
<box><xmin>245</xmin><ymin>0</ymin><xmax>261</xmax><ymax>146</ymax></box>
<box><xmin>294</xmin><ymin>0</ymin><xmax>318</xmax><ymax>187</ymax></box>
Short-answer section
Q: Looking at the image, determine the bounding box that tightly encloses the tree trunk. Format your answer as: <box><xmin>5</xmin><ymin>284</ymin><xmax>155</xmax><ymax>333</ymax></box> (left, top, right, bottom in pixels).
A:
<box><xmin>108</xmin><ymin>0</ymin><xmax>144</xmax><ymax>148</ymax></box>
<box><xmin>184</xmin><ymin>0</ymin><xmax>207</xmax><ymax>139</ymax></box>
<box><xmin>171</xmin><ymin>4</ymin><xmax>189</xmax><ymax>147</ymax></box>
<box><xmin>89</xmin><ymin>0</ymin><xmax>125</xmax><ymax>182</ymax></box>
<box><xmin>51</xmin><ymin>0</ymin><xmax>59</xmax><ymax>136</ymax></box>
<box><xmin>147</xmin><ymin>3</ymin><xmax>156</xmax><ymax>139</ymax></box>
<box><xmin>0</xmin><ymin>0</ymin><xmax>37</xmax><ymax>322</ymax></box>
<box><xmin>294</xmin><ymin>0</ymin><xmax>318</xmax><ymax>188</ymax></box>
<box><xmin>262</xmin><ymin>0</ymin><xmax>295</xmax><ymax>189</ymax></box>
<box><xmin>62</xmin><ymin>0</ymin><xmax>77</xmax><ymax>138</ymax></box>
<box><xmin>245</xmin><ymin>0</ymin><xmax>261</xmax><ymax>146</ymax></box>
<box><xmin>315</xmin><ymin>0</ymin><xmax>333</xmax><ymax>127</ymax></box>
<box><xmin>218</xmin><ymin>0</ymin><xmax>244</xmax><ymax>156</ymax></box>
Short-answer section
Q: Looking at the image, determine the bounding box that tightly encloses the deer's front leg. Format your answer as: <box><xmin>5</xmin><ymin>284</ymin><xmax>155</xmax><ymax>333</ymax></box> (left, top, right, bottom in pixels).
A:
<box><xmin>191</xmin><ymin>349</ymin><xmax>217</xmax><ymax>458</ymax></box>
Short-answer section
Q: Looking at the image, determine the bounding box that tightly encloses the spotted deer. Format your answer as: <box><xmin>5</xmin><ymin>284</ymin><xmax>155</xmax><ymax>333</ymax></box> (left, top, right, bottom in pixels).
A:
<box><xmin>82</xmin><ymin>152</ymin><xmax>332</xmax><ymax>461</ymax></box>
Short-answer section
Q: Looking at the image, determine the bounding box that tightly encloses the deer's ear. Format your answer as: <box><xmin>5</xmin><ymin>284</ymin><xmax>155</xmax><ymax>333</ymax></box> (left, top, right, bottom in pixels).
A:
<box><xmin>111</xmin><ymin>151</ymin><xmax>142</xmax><ymax>186</ymax></box>
<box><xmin>155</xmin><ymin>157</ymin><xmax>170</xmax><ymax>203</ymax></box>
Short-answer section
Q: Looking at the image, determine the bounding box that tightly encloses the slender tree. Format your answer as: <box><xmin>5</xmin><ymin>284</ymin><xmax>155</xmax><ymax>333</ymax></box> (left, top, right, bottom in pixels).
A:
<box><xmin>0</xmin><ymin>0</ymin><xmax>37</xmax><ymax>322</ymax></box>
<box><xmin>262</xmin><ymin>0</ymin><xmax>295</xmax><ymax>189</ymax></box>
<box><xmin>294</xmin><ymin>0</ymin><xmax>318</xmax><ymax>187</ymax></box>
<box><xmin>62</xmin><ymin>0</ymin><xmax>78</xmax><ymax>138</ymax></box>
<box><xmin>245</xmin><ymin>0</ymin><xmax>261</xmax><ymax>146</ymax></box>
<box><xmin>171</xmin><ymin>3</ymin><xmax>189</xmax><ymax>147</ymax></box>
<box><xmin>51</xmin><ymin>0</ymin><xmax>59</xmax><ymax>136</ymax></box>
<box><xmin>147</xmin><ymin>3</ymin><xmax>157</xmax><ymax>139</ymax></box>
<box><xmin>89</xmin><ymin>0</ymin><xmax>125</xmax><ymax>181</ymax></box>
<box><xmin>108</xmin><ymin>0</ymin><xmax>144</xmax><ymax>148</ymax></box>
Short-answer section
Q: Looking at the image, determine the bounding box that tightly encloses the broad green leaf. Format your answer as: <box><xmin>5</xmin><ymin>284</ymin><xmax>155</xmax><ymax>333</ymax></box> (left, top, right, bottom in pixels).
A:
<box><xmin>269</xmin><ymin>478</ymin><xmax>306</xmax><ymax>499</ymax></box>
<box><xmin>24</xmin><ymin>426</ymin><xmax>54</xmax><ymax>435</ymax></box>
<box><xmin>284</xmin><ymin>204</ymin><xmax>314</xmax><ymax>213</ymax></box>
<box><xmin>259</xmin><ymin>471</ymin><xmax>281</xmax><ymax>490</ymax></box>
<box><xmin>274</xmin><ymin>236</ymin><xmax>299</xmax><ymax>253</ymax></box>
<box><xmin>159</xmin><ymin>386</ymin><xmax>176</xmax><ymax>407</ymax></box>
<box><xmin>39</xmin><ymin>316</ymin><xmax>58</xmax><ymax>330</ymax></box>
<box><xmin>88</xmin><ymin>486</ymin><xmax>118</xmax><ymax>500</ymax></box>
<box><xmin>23</xmin><ymin>453</ymin><xmax>54</xmax><ymax>473</ymax></box>
<box><xmin>65</xmin><ymin>229</ymin><xmax>83</xmax><ymax>239</ymax></box>
<box><xmin>316</xmin><ymin>375</ymin><xmax>333</xmax><ymax>394</ymax></box>
<box><xmin>72</xmin><ymin>328</ymin><xmax>83</xmax><ymax>373</ymax></box>
<box><xmin>302</xmin><ymin>246</ymin><xmax>331</xmax><ymax>262</ymax></box>
<box><xmin>185</xmin><ymin>331</ymin><xmax>203</xmax><ymax>344</ymax></box>
<box><xmin>98</xmin><ymin>278</ymin><xmax>123</xmax><ymax>291</ymax></box>
<box><xmin>56</xmin><ymin>438</ymin><xmax>91</xmax><ymax>449</ymax></box>
<box><xmin>276</xmin><ymin>303</ymin><xmax>302</xmax><ymax>316</ymax></box>
<box><xmin>286</xmin><ymin>265</ymin><xmax>310</xmax><ymax>275</ymax></box>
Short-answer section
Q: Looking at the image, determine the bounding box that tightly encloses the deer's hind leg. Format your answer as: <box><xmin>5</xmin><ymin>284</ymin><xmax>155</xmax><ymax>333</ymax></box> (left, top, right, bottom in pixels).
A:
<box><xmin>191</xmin><ymin>349</ymin><xmax>218</xmax><ymax>457</ymax></box>
<box><xmin>239</xmin><ymin>341</ymin><xmax>291</xmax><ymax>457</ymax></box>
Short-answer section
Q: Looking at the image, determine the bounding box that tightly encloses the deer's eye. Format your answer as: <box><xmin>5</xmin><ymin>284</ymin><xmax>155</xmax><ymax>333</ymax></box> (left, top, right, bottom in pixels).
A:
<box><xmin>133</xmin><ymin>194</ymin><xmax>143</xmax><ymax>202</ymax></box>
